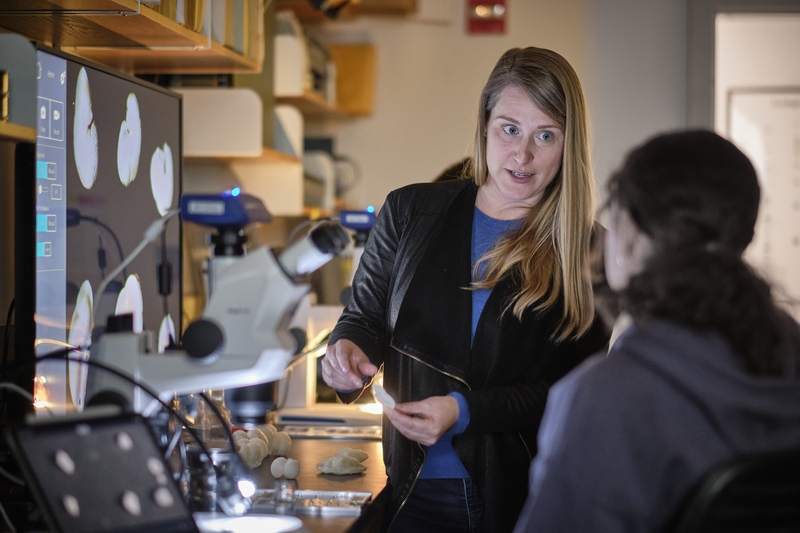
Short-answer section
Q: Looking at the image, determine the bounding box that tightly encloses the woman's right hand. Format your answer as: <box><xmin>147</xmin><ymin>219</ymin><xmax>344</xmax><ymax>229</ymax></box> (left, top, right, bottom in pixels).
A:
<box><xmin>320</xmin><ymin>339</ymin><xmax>378</xmax><ymax>391</ymax></box>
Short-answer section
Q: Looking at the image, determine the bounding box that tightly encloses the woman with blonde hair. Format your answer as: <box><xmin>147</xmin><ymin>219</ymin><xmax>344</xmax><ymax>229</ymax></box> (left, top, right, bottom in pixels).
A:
<box><xmin>322</xmin><ymin>47</ymin><xmax>610</xmax><ymax>532</ymax></box>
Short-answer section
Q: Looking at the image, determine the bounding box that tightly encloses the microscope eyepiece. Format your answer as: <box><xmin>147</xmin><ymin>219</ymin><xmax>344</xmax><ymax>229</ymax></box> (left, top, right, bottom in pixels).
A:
<box><xmin>309</xmin><ymin>221</ymin><xmax>350</xmax><ymax>255</ymax></box>
<box><xmin>279</xmin><ymin>221</ymin><xmax>351</xmax><ymax>277</ymax></box>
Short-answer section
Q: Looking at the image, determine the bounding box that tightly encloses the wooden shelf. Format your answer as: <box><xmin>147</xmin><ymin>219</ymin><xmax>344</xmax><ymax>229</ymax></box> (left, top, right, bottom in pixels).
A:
<box><xmin>186</xmin><ymin>147</ymin><xmax>301</xmax><ymax>164</ymax></box>
<box><xmin>276</xmin><ymin>0</ymin><xmax>416</xmax><ymax>22</ymax></box>
<box><xmin>0</xmin><ymin>121</ymin><xmax>36</xmax><ymax>143</ymax></box>
<box><xmin>0</xmin><ymin>0</ymin><xmax>261</xmax><ymax>74</ymax></box>
<box><xmin>302</xmin><ymin>205</ymin><xmax>334</xmax><ymax>219</ymax></box>
<box><xmin>276</xmin><ymin>91</ymin><xmax>348</xmax><ymax>120</ymax></box>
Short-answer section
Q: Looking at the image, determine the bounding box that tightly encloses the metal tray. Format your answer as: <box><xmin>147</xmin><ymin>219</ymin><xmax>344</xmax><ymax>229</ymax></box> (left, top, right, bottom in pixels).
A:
<box><xmin>251</xmin><ymin>489</ymin><xmax>373</xmax><ymax>516</ymax></box>
<box><xmin>281</xmin><ymin>425</ymin><xmax>382</xmax><ymax>440</ymax></box>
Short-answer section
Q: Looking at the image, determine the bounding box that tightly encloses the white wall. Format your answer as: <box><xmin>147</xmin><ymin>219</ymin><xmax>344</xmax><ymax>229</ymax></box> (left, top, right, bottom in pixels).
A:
<box><xmin>305</xmin><ymin>0</ymin><xmax>591</xmax><ymax>209</ymax></box>
<box><xmin>715</xmin><ymin>14</ymin><xmax>800</xmax><ymax>134</ymax></box>
<box><xmin>584</xmin><ymin>0</ymin><xmax>688</xmax><ymax>206</ymax></box>
<box><xmin>302</xmin><ymin>0</ymin><xmax>689</xmax><ymax>212</ymax></box>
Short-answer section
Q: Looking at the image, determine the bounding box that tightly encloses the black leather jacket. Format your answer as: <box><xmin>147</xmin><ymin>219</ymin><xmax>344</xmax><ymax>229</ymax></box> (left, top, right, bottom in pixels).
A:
<box><xmin>330</xmin><ymin>179</ymin><xmax>610</xmax><ymax>532</ymax></box>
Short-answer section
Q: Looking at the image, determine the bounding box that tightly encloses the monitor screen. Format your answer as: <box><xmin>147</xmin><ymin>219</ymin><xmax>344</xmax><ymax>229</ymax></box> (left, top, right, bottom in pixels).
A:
<box><xmin>29</xmin><ymin>48</ymin><xmax>182</xmax><ymax>414</ymax></box>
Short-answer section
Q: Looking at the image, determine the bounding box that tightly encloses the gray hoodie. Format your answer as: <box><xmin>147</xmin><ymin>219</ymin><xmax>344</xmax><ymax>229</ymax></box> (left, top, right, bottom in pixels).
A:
<box><xmin>514</xmin><ymin>319</ymin><xmax>800</xmax><ymax>533</ymax></box>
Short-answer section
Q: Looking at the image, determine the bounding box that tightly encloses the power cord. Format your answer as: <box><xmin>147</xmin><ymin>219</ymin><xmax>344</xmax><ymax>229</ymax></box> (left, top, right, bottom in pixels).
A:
<box><xmin>52</xmin><ymin>353</ymin><xmax>254</xmax><ymax>515</ymax></box>
<box><xmin>0</xmin><ymin>385</ymin><xmax>30</xmax><ymax>488</ymax></box>
<box><xmin>2</xmin><ymin>299</ymin><xmax>14</xmax><ymax>380</ymax></box>
<box><xmin>0</xmin><ymin>299</ymin><xmax>16</xmax><ymax>422</ymax></box>
<box><xmin>46</xmin><ymin>353</ymin><xmax>224</xmax><ymax>480</ymax></box>
<box><xmin>276</xmin><ymin>329</ymin><xmax>331</xmax><ymax>410</ymax></box>
<box><xmin>0</xmin><ymin>347</ymin><xmax>241</xmax><ymax>494</ymax></box>
<box><xmin>0</xmin><ymin>501</ymin><xmax>16</xmax><ymax>533</ymax></box>
<box><xmin>93</xmin><ymin>208</ymin><xmax>180</xmax><ymax>327</ymax></box>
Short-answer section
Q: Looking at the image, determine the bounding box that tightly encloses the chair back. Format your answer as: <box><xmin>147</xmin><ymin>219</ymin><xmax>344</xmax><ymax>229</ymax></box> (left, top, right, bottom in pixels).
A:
<box><xmin>670</xmin><ymin>448</ymin><xmax>800</xmax><ymax>533</ymax></box>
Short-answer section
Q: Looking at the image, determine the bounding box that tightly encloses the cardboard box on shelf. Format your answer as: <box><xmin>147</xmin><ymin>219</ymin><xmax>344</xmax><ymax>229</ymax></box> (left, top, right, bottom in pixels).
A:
<box><xmin>328</xmin><ymin>44</ymin><xmax>375</xmax><ymax>116</ymax></box>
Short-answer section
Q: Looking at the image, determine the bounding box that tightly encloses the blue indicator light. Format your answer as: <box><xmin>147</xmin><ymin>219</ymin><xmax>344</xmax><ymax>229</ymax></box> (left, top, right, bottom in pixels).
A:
<box><xmin>366</xmin><ymin>205</ymin><xmax>375</xmax><ymax>213</ymax></box>
<box><xmin>231</xmin><ymin>187</ymin><xmax>241</xmax><ymax>197</ymax></box>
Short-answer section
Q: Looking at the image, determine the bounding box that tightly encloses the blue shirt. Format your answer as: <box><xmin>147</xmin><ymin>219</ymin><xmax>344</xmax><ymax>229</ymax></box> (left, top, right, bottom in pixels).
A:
<box><xmin>420</xmin><ymin>206</ymin><xmax>523</xmax><ymax>479</ymax></box>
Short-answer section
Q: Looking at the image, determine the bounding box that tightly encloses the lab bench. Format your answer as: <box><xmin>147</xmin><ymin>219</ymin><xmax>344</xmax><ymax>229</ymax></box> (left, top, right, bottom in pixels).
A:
<box><xmin>249</xmin><ymin>437</ymin><xmax>387</xmax><ymax>533</ymax></box>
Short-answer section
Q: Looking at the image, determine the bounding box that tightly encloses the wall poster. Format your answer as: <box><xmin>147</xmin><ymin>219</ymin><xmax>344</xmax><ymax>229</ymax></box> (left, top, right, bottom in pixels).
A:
<box><xmin>728</xmin><ymin>88</ymin><xmax>800</xmax><ymax>318</ymax></box>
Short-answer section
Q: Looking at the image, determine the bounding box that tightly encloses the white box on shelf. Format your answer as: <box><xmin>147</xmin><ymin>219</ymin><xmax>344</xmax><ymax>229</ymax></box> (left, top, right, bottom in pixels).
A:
<box><xmin>274</xmin><ymin>104</ymin><xmax>304</xmax><ymax>158</ymax></box>
<box><xmin>274</xmin><ymin>10</ymin><xmax>308</xmax><ymax>97</ymax></box>
<box><xmin>201</xmin><ymin>0</ymin><xmax>228</xmax><ymax>44</ymax></box>
<box><xmin>302</xmin><ymin>151</ymin><xmax>336</xmax><ymax>211</ymax></box>
<box><xmin>274</xmin><ymin>34</ymin><xmax>306</xmax><ymax>97</ymax></box>
<box><xmin>176</xmin><ymin>87</ymin><xmax>262</xmax><ymax>157</ymax></box>
<box><xmin>184</xmin><ymin>158</ymin><xmax>303</xmax><ymax>217</ymax></box>
<box><xmin>228</xmin><ymin>159</ymin><xmax>303</xmax><ymax>216</ymax></box>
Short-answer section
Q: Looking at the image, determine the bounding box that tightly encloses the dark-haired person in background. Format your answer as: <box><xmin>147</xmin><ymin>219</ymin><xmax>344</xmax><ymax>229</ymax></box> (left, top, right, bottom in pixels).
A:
<box><xmin>513</xmin><ymin>130</ymin><xmax>800</xmax><ymax>533</ymax></box>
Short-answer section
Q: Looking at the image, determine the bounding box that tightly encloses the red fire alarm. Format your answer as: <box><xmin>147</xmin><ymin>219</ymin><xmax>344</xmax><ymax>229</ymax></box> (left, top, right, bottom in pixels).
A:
<box><xmin>467</xmin><ymin>0</ymin><xmax>506</xmax><ymax>34</ymax></box>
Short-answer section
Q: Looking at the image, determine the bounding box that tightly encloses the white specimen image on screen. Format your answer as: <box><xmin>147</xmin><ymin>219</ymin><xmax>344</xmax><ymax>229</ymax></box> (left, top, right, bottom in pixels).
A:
<box><xmin>73</xmin><ymin>67</ymin><xmax>98</xmax><ymax>189</ymax></box>
<box><xmin>67</xmin><ymin>280</ymin><xmax>93</xmax><ymax>410</ymax></box>
<box><xmin>158</xmin><ymin>313</ymin><xmax>176</xmax><ymax>353</ymax></box>
<box><xmin>115</xmin><ymin>274</ymin><xmax>144</xmax><ymax>334</ymax></box>
<box><xmin>150</xmin><ymin>142</ymin><xmax>174</xmax><ymax>217</ymax></box>
<box><xmin>117</xmin><ymin>92</ymin><xmax>142</xmax><ymax>187</ymax></box>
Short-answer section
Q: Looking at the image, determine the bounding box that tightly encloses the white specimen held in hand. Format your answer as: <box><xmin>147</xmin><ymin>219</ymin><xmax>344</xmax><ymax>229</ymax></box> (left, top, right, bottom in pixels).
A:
<box><xmin>372</xmin><ymin>384</ymin><xmax>396</xmax><ymax>409</ymax></box>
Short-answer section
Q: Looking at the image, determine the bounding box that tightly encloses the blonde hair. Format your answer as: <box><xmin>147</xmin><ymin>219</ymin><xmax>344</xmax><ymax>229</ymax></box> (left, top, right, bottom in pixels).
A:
<box><xmin>469</xmin><ymin>47</ymin><xmax>595</xmax><ymax>340</ymax></box>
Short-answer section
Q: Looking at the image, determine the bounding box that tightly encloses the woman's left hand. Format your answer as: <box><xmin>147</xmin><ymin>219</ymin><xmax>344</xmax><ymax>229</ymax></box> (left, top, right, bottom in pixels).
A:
<box><xmin>384</xmin><ymin>396</ymin><xmax>459</xmax><ymax>446</ymax></box>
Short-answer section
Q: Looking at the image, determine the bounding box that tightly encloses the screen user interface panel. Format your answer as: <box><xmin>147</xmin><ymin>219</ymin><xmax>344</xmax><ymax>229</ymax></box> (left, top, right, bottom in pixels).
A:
<box><xmin>34</xmin><ymin>50</ymin><xmax>181</xmax><ymax>414</ymax></box>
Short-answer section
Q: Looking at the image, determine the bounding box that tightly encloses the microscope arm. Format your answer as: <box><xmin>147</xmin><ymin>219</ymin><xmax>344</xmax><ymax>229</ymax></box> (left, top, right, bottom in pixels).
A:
<box><xmin>87</xmin><ymin>246</ymin><xmax>309</xmax><ymax>413</ymax></box>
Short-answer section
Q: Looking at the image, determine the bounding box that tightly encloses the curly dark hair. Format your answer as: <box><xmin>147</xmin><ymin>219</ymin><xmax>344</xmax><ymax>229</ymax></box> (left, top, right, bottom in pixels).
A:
<box><xmin>607</xmin><ymin>130</ymin><xmax>800</xmax><ymax>376</ymax></box>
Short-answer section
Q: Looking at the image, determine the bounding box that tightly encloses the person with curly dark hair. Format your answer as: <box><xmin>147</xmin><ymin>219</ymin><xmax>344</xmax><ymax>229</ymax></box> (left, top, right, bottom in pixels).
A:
<box><xmin>513</xmin><ymin>130</ymin><xmax>800</xmax><ymax>533</ymax></box>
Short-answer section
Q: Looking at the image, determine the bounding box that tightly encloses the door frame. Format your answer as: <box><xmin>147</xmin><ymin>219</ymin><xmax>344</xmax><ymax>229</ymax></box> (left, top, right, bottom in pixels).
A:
<box><xmin>687</xmin><ymin>0</ymin><xmax>800</xmax><ymax>128</ymax></box>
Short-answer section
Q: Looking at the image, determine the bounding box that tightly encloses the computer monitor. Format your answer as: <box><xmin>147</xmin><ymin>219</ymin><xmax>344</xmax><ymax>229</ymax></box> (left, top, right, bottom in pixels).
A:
<box><xmin>15</xmin><ymin>46</ymin><xmax>182</xmax><ymax>416</ymax></box>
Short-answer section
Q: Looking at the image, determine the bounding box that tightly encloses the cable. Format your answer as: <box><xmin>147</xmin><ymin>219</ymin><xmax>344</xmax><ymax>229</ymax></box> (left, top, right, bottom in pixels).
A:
<box><xmin>284</xmin><ymin>335</ymin><xmax>329</xmax><ymax>373</ymax></box>
<box><xmin>45</xmin><ymin>353</ymin><xmax>254</xmax><ymax>514</ymax></box>
<box><xmin>77</xmin><ymin>214</ymin><xmax>128</xmax><ymax>280</ymax></box>
<box><xmin>0</xmin><ymin>464</ymin><xmax>24</xmax><ymax>487</ymax></box>
<box><xmin>93</xmin><ymin>208</ymin><xmax>180</xmax><ymax>326</ymax></box>
<box><xmin>0</xmin><ymin>299</ymin><xmax>15</xmax><ymax>418</ymax></box>
<box><xmin>164</xmin><ymin>424</ymin><xmax>187</xmax><ymax>484</ymax></box>
<box><xmin>0</xmin><ymin>384</ymin><xmax>41</xmax><ymax>489</ymax></box>
<box><xmin>0</xmin><ymin>392</ymin><xmax>29</xmax><ymax>488</ymax></box>
<box><xmin>0</xmin><ymin>382</ymin><xmax>52</xmax><ymax>417</ymax></box>
<box><xmin>276</xmin><ymin>330</ymin><xmax>331</xmax><ymax>410</ymax></box>
<box><xmin>2</xmin><ymin>299</ymin><xmax>14</xmax><ymax>379</ymax></box>
<box><xmin>164</xmin><ymin>423</ymin><xmax>183</xmax><ymax>462</ymax></box>
<box><xmin>161</xmin><ymin>229</ymin><xmax>170</xmax><ymax>317</ymax></box>
<box><xmin>95</xmin><ymin>230</ymin><xmax>107</xmax><ymax>278</ymax></box>
<box><xmin>0</xmin><ymin>501</ymin><xmax>16</xmax><ymax>533</ymax></box>
<box><xmin>276</xmin><ymin>366</ymin><xmax>293</xmax><ymax>411</ymax></box>
<box><xmin>29</xmin><ymin>350</ymin><xmax>222</xmax><ymax>480</ymax></box>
